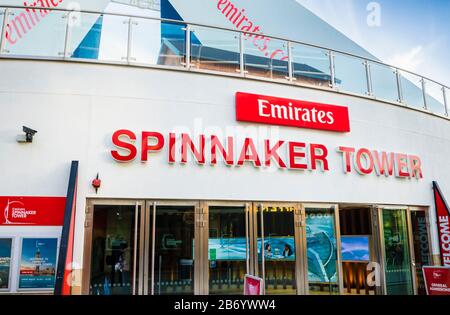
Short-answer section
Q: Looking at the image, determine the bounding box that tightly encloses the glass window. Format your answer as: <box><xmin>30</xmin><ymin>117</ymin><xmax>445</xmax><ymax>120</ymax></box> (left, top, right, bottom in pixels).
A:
<box><xmin>400</xmin><ymin>71</ymin><xmax>425</xmax><ymax>110</ymax></box>
<box><xmin>381</xmin><ymin>209</ymin><xmax>414</xmax><ymax>295</ymax></box>
<box><xmin>333</xmin><ymin>53</ymin><xmax>368</xmax><ymax>95</ymax></box>
<box><xmin>97</xmin><ymin>14</ymin><xmax>129</xmax><ymax>62</ymax></box>
<box><xmin>257</xmin><ymin>205</ymin><xmax>297</xmax><ymax>295</ymax></box>
<box><xmin>410</xmin><ymin>210</ymin><xmax>431</xmax><ymax>295</ymax></box>
<box><xmin>159</xmin><ymin>22</ymin><xmax>186</xmax><ymax>67</ymax></box>
<box><xmin>3</xmin><ymin>8</ymin><xmax>66</xmax><ymax>57</ymax></box>
<box><xmin>291</xmin><ymin>44</ymin><xmax>331</xmax><ymax>88</ymax></box>
<box><xmin>306</xmin><ymin>207</ymin><xmax>339</xmax><ymax>295</ymax></box>
<box><xmin>370</xmin><ymin>62</ymin><xmax>399</xmax><ymax>103</ymax></box>
<box><xmin>424</xmin><ymin>79</ymin><xmax>446</xmax><ymax>115</ymax></box>
<box><xmin>0</xmin><ymin>238</ymin><xmax>12</xmax><ymax>290</ymax></box>
<box><xmin>90</xmin><ymin>205</ymin><xmax>138</xmax><ymax>295</ymax></box>
<box><xmin>208</xmin><ymin>206</ymin><xmax>247</xmax><ymax>295</ymax></box>
<box><xmin>129</xmin><ymin>17</ymin><xmax>161</xmax><ymax>65</ymax></box>
<box><xmin>190</xmin><ymin>26</ymin><xmax>240</xmax><ymax>74</ymax></box>
<box><xmin>244</xmin><ymin>36</ymin><xmax>289</xmax><ymax>80</ymax></box>
<box><xmin>154</xmin><ymin>205</ymin><xmax>195</xmax><ymax>295</ymax></box>
<box><xmin>67</xmin><ymin>12</ymin><xmax>104</xmax><ymax>60</ymax></box>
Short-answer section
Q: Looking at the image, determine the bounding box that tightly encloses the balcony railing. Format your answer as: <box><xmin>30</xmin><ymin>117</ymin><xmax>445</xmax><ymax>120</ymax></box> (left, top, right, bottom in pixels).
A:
<box><xmin>0</xmin><ymin>5</ymin><xmax>448</xmax><ymax>118</ymax></box>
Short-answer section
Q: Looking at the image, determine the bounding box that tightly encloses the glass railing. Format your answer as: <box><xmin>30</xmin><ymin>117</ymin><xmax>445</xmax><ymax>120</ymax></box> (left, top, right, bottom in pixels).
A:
<box><xmin>0</xmin><ymin>5</ymin><xmax>448</xmax><ymax>118</ymax></box>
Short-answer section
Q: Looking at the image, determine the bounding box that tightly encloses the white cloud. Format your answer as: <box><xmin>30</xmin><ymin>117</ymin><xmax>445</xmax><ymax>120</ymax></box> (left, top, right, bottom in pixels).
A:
<box><xmin>386</xmin><ymin>45</ymin><xmax>425</xmax><ymax>72</ymax></box>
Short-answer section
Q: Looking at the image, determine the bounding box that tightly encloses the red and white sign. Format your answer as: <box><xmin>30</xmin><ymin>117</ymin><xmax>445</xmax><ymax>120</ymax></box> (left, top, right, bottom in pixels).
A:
<box><xmin>0</xmin><ymin>196</ymin><xmax>65</xmax><ymax>226</ymax></box>
<box><xmin>244</xmin><ymin>274</ymin><xmax>263</xmax><ymax>295</ymax></box>
<box><xmin>433</xmin><ymin>182</ymin><xmax>450</xmax><ymax>266</ymax></box>
<box><xmin>236</xmin><ymin>92</ymin><xmax>350</xmax><ymax>132</ymax></box>
<box><xmin>423</xmin><ymin>266</ymin><xmax>450</xmax><ymax>295</ymax></box>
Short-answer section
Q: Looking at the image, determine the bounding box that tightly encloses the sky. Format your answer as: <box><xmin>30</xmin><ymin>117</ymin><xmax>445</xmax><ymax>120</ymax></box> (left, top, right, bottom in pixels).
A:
<box><xmin>296</xmin><ymin>0</ymin><xmax>450</xmax><ymax>87</ymax></box>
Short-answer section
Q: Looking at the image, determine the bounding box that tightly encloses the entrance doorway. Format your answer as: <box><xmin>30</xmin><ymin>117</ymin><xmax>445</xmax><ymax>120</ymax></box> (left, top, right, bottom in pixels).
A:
<box><xmin>83</xmin><ymin>200</ymin><xmax>430</xmax><ymax>295</ymax></box>
<box><xmin>202</xmin><ymin>202</ymin><xmax>306</xmax><ymax>295</ymax></box>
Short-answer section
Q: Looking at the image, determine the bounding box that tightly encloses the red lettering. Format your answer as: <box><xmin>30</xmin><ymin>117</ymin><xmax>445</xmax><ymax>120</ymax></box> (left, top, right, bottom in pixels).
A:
<box><xmin>355</xmin><ymin>148</ymin><xmax>374</xmax><ymax>175</ymax></box>
<box><xmin>141</xmin><ymin>132</ymin><xmax>165</xmax><ymax>162</ymax></box>
<box><xmin>373</xmin><ymin>151</ymin><xmax>395</xmax><ymax>176</ymax></box>
<box><xmin>238</xmin><ymin>138</ymin><xmax>261</xmax><ymax>167</ymax></box>
<box><xmin>211</xmin><ymin>135</ymin><xmax>234</xmax><ymax>166</ymax></box>
<box><xmin>396</xmin><ymin>153</ymin><xmax>410</xmax><ymax>177</ymax></box>
<box><xmin>168</xmin><ymin>133</ymin><xmax>176</xmax><ymax>163</ymax></box>
<box><xmin>264</xmin><ymin>140</ymin><xmax>286</xmax><ymax>168</ymax></box>
<box><xmin>338</xmin><ymin>146</ymin><xmax>355</xmax><ymax>173</ymax></box>
<box><xmin>310</xmin><ymin>143</ymin><xmax>329</xmax><ymax>171</ymax></box>
<box><xmin>289</xmin><ymin>142</ymin><xmax>307</xmax><ymax>170</ymax></box>
<box><xmin>409</xmin><ymin>155</ymin><xmax>423</xmax><ymax>179</ymax></box>
<box><xmin>181</xmin><ymin>134</ymin><xmax>205</xmax><ymax>164</ymax></box>
<box><xmin>111</xmin><ymin>129</ymin><xmax>137</xmax><ymax>162</ymax></box>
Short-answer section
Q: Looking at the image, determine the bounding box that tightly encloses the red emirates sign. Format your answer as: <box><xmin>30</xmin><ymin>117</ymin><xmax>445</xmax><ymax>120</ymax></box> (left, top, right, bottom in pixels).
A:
<box><xmin>236</xmin><ymin>92</ymin><xmax>350</xmax><ymax>132</ymax></box>
<box><xmin>0</xmin><ymin>196</ymin><xmax>66</xmax><ymax>226</ymax></box>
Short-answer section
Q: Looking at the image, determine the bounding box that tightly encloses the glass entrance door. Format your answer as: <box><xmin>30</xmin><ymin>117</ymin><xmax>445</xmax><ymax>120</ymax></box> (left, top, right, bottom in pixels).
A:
<box><xmin>87</xmin><ymin>201</ymin><xmax>143</xmax><ymax>295</ymax></box>
<box><xmin>379</xmin><ymin>208</ymin><xmax>414</xmax><ymax>295</ymax></box>
<box><xmin>409</xmin><ymin>208</ymin><xmax>432</xmax><ymax>295</ymax></box>
<box><xmin>206</xmin><ymin>203</ymin><xmax>249</xmax><ymax>295</ymax></box>
<box><xmin>146</xmin><ymin>202</ymin><xmax>199</xmax><ymax>295</ymax></box>
<box><xmin>254</xmin><ymin>203</ymin><xmax>303</xmax><ymax>295</ymax></box>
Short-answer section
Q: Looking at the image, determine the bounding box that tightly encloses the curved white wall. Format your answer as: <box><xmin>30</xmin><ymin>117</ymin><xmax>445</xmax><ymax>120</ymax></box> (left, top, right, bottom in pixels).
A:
<box><xmin>1</xmin><ymin>59</ymin><xmax>449</xmax><ymax>274</ymax></box>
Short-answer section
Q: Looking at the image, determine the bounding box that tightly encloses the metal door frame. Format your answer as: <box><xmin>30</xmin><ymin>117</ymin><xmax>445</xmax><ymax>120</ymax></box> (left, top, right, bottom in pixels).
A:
<box><xmin>82</xmin><ymin>199</ymin><xmax>144</xmax><ymax>295</ymax></box>
<box><xmin>407</xmin><ymin>206</ymin><xmax>432</xmax><ymax>295</ymax></box>
<box><xmin>201</xmin><ymin>201</ymin><xmax>250</xmax><ymax>295</ymax></box>
<box><xmin>376</xmin><ymin>205</ymin><xmax>415</xmax><ymax>295</ymax></box>
<box><xmin>144</xmin><ymin>200</ymin><xmax>201</xmax><ymax>295</ymax></box>
<box><xmin>254</xmin><ymin>202</ymin><xmax>305</xmax><ymax>295</ymax></box>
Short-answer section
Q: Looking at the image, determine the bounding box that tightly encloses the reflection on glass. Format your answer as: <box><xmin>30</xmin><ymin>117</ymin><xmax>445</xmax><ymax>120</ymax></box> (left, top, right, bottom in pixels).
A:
<box><xmin>333</xmin><ymin>53</ymin><xmax>368</xmax><ymax>95</ymax></box>
<box><xmin>190</xmin><ymin>27</ymin><xmax>240</xmax><ymax>73</ymax></box>
<box><xmin>208</xmin><ymin>206</ymin><xmax>247</xmax><ymax>295</ymax></box>
<box><xmin>370</xmin><ymin>62</ymin><xmax>399</xmax><ymax>102</ymax></box>
<box><xmin>154</xmin><ymin>206</ymin><xmax>195</xmax><ymax>295</ymax></box>
<box><xmin>0</xmin><ymin>238</ymin><xmax>12</xmax><ymax>289</ymax></box>
<box><xmin>67</xmin><ymin>12</ymin><xmax>103</xmax><ymax>59</ymax></box>
<box><xmin>90</xmin><ymin>205</ymin><xmax>138</xmax><ymax>295</ymax></box>
<box><xmin>424</xmin><ymin>79</ymin><xmax>446</xmax><ymax>115</ymax></box>
<box><xmin>129</xmin><ymin>17</ymin><xmax>161</xmax><ymax>64</ymax></box>
<box><xmin>257</xmin><ymin>206</ymin><xmax>297</xmax><ymax>295</ymax></box>
<box><xmin>244</xmin><ymin>37</ymin><xmax>288</xmax><ymax>80</ymax></box>
<box><xmin>410</xmin><ymin>211</ymin><xmax>431</xmax><ymax>295</ymax></box>
<box><xmin>306</xmin><ymin>208</ymin><xmax>339</xmax><ymax>295</ymax></box>
<box><xmin>382</xmin><ymin>209</ymin><xmax>414</xmax><ymax>295</ymax></box>
<box><xmin>3</xmin><ymin>9</ymin><xmax>66</xmax><ymax>57</ymax></box>
<box><xmin>158</xmin><ymin>22</ymin><xmax>186</xmax><ymax>67</ymax></box>
<box><xmin>98</xmin><ymin>15</ymin><xmax>129</xmax><ymax>62</ymax></box>
<box><xmin>291</xmin><ymin>44</ymin><xmax>331</xmax><ymax>87</ymax></box>
<box><xmin>400</xmin><ymin>71</ymin><xmax>425</xmax><ymax>110</ymax></box>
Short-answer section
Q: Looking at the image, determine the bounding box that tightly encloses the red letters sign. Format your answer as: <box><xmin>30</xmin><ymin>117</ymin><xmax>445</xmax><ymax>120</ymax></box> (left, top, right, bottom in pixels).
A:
<box><xmin>423</xmin><ymin>266</ymin><xmax>450</xmax><ymax>295</ymax></box>
<box><xmin>0</xmin><ymin>196</ymin><xmax>66</xmax><ymax>226</ymax></box>
<box><xmin>433</xmin><ymin>182</ymin><xmax>450</xmax><ymax>266</ymax></box>
<box><xmin>236</xmin><ymin>92</ymin><xmax>350</xmax><ymax>132</ymax></box>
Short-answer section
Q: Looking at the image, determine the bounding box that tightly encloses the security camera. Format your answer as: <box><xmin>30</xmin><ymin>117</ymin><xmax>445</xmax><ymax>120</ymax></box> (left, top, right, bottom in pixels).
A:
<box><xmin>17</xmin><ymin>126</ymin><xmax>37</xmax><ymax>143</ymax></box>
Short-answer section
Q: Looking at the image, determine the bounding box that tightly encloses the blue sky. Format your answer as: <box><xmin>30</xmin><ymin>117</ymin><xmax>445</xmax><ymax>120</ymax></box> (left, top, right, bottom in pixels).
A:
<box><xmin>297</xmin><ymin>0</ymin><xmax>450</xmax><ymax>86</ymax></box>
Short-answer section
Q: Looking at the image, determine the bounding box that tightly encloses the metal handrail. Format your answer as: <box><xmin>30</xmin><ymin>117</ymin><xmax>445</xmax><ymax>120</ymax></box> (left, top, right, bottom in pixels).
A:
<box><xmin>0</xmin><ymin>4</ymin><xmax>449</xmax><ymax>117</ymax></box>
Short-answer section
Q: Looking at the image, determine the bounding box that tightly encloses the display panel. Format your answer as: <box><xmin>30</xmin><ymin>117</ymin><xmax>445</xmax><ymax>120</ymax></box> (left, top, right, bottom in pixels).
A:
<box><xmin>306</xmin><ymin>208</ymin><xmax>339</xmax><ymax>294</ymax></box>
<box><xmin>0</xmin><ymin>239</ymin><xmax>13</xmax><ymax>290</ymax></box>
<box><xmin>19</xmin><ymin>238</ymin><xmax>58</xmax><ymax>289</ymax></box>
<box><xmin>341</xmin><ymin>236</ymin><xmax>370</xmax><ymax>261</ymax></box>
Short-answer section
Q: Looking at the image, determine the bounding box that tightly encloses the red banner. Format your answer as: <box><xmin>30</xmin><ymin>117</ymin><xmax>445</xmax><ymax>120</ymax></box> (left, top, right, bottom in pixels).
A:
<box><xmin>0</xmin><ymin>196</ymin><xmax>66</xmax><ymax>226</ymax></box>
<box><xmin>236</xmin><ymin>92</ymin><xmax>350</xmax><ymax>132</ymax></box>
<box><xmin>244</xmin><ymin>274</ymin><xmax>263</xmax><ymax>295</ymax></box>
<box><xmin>423</xmin><ymin>267</ymin><xmax>450</xmax><ymax>295</ymax></box>
<box><xmin>433</xmin><ymin>182</ymin><xmax>450</xmax><ymax>267</ymax></box>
